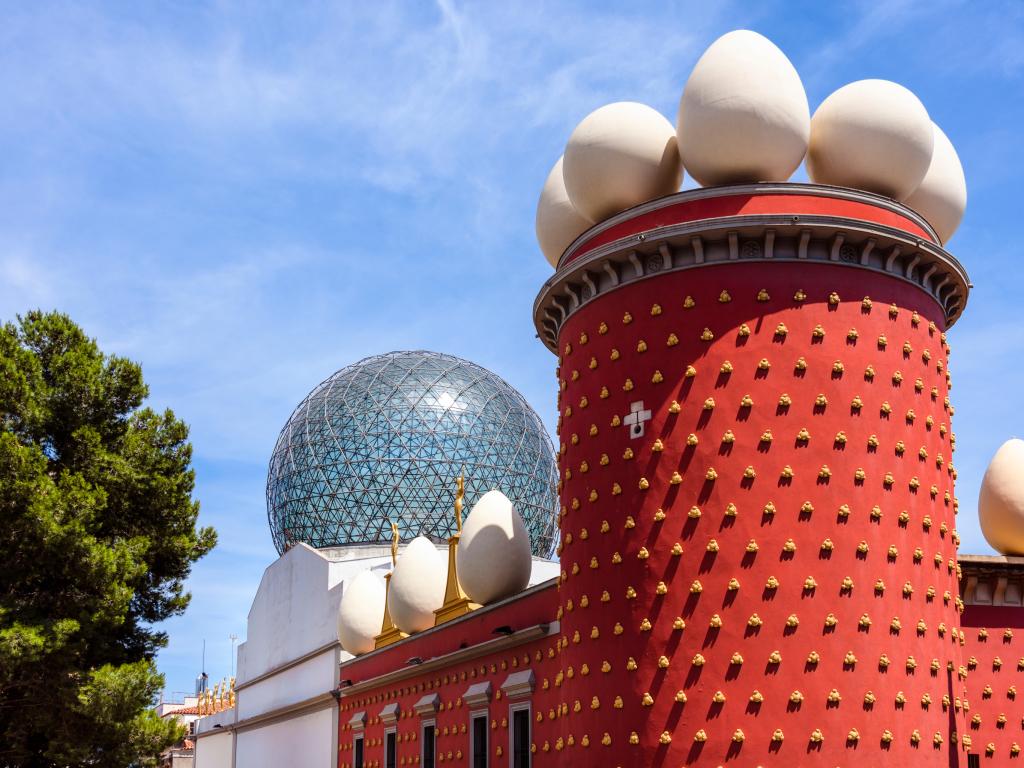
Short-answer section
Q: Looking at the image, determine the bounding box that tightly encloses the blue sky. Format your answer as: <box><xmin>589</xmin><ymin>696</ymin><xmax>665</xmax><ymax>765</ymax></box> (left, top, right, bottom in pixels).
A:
<box><xmin>1</xmin><ymin>1</ymin><xmax>1022</xmax><ymax>699</ymax></box>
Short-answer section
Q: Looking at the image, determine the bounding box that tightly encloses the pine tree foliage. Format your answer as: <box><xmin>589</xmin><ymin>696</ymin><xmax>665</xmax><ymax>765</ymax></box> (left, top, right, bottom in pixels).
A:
<box><xmin>0</xmin><ymin>311</ymin><xmax>216</xmax><ymax>767</ymax></box>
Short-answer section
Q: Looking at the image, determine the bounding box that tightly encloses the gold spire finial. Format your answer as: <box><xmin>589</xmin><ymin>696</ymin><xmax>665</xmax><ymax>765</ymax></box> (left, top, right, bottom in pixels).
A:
<box><xmin>455</xmin><ymin>472</ymin><xmax>465</xmax><ymax>533</ymax></box>
<box><xmin>434</xmin><ymin>470</ymin><xmax>479</xmax><ymax>626</ymax></box>
<box><xmin>390</xmin><ymin>521</ymin><xmax>400</xmax><ymax>567</ymax></box>
<box><xmin>375</xmin><ymin>526</ymin><xmax>408</xmax><ymax>649</ymax></box>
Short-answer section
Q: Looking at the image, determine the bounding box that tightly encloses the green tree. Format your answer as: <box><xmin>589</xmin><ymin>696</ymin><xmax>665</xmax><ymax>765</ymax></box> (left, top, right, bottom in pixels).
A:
<box><xmin>0</xmin><ymin>311</ymin><xmax>216</xmax><ymax>767</ymax></box>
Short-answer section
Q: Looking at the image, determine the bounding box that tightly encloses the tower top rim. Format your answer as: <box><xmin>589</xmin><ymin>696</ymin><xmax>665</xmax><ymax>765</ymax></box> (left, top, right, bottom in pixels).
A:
<box><xmin>533</xmin><ymin>183</ymin><xmax>970</xmax><ymax>353</ymax></box>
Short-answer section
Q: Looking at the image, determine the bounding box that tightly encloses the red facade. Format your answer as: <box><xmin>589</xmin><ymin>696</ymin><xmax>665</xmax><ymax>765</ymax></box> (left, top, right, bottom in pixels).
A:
<box><xmin>337</xmin><ymin>185</ymin><xmax>1024</xmax><ymax>767</ymax></box>
<box><xmin>336</xmin><ymin>583</ymin><xmax>565</xmax><ymax>767</ymax></box>
<box><xmin>960</xmin><ymin>600</ymin><xmax>1024</xmax><ymax>759</ymax></box>
<box><xmin>555</xmin><ymin>262</ymin><xmax>966</xmax><ymax>766</ymax></box>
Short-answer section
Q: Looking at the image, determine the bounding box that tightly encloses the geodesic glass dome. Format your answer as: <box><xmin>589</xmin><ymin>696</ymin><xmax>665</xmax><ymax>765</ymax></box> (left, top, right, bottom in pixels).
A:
<box><xmin>266</xmin><ymin>351</ymin><xmax>559</xmax><ymax>557</ymax></box>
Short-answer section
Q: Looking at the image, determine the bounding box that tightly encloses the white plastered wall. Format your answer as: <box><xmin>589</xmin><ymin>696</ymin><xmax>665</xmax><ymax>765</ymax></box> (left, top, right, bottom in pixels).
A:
<box><xmin>237</xmin><ymin>647</ymin><xmax>338</xmax><ymax>721</ymax></box>
<box><xmin>236</xmin><ymin>543</ymin><xmax>387</xmax><ymax>685</ymax></box>
<box><xmin>194</xmin><ymin>730</ymin><xmax>233</xmax><ymax>768</ymax></box>
<box><xmin>234</xmin><ymin>707</ymin><xmax>336</xmax><ymax>768</ymax></box>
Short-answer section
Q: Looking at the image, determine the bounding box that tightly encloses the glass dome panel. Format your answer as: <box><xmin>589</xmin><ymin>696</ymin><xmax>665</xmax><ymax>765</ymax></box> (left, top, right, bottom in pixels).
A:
<box><xmin>266</xmin><ymin>351</ymin><xmax>559</xmax><ymax>557</ymax></box>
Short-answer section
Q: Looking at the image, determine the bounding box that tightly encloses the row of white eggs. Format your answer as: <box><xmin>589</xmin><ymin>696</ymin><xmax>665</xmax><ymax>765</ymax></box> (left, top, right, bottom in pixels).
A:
<box><xmin>536</xmin><ymin>29</ymin><xmax>968</xmax><ymax>267</ymax></box>
<box><xmin>337</xmin><ymin>490</ymin><xmax>533</xmax><ymax>656</ymax></box>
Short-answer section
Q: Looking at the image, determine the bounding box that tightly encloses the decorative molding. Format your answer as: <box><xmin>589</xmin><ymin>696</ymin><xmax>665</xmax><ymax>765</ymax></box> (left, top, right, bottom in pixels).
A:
<box><xmin>413</xmin><ymin>693</ymin><xmax>440</xmax><ymax>717</ymax></box>
<box><xmin>233</xmin><ymin>640</ymin><xmax>339</xmax><ymax>693</ymax></box>
<box><xmin>337</xmin><ymin>622</ymin><xmax>556</xmax><ymax>697</ymax></box>
<box><xmin>533</xmin><ymin>185</ymin><xmax>971</xmax><ymax>353</ymax></box>
<box><xmin>500</xmin><ymin>670</ymin><xmax>535</xmax><ymax>700</ymax></box>
<box><xmin>462</xmin><ymin>681</ymin><xmax>492</xmax><ymax>709</ymax></box>
<box><xmin>379</xmin><ymin>703</ymin><xmax>400</xmax><ymax>725</ymax></box>
<box><xmin>959</xmin><ymin>554</ymin><xmax>1024</xmax><ymax>607</ymax></box>
<box><xmin>349</xmin><ymin>710</ymin><xmax>367</xmax><ymax>731</ymax></box>
<box><xmin>558</xmin><ymin>182</ymin><xmax>942</xmax><ymax>264</ymax></box>
<box><xmin>196</xmin><ymin>691</ymin><xmax>336</xmax><ymax>739</ymax></box>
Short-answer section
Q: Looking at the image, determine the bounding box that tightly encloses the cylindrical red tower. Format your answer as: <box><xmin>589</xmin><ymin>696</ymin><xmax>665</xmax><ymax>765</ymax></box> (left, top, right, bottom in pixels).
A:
<box><xmin>534</xmin><ymin>184</ymin><xmax>971</xmax><ymax>766</ymax></box>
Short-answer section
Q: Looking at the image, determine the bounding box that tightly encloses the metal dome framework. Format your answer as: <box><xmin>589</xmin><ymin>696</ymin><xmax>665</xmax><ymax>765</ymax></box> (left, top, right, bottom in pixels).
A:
<box><xmin>266</xmin><ymin>351</ymin><xmax>559</xmax><ymax>557</ymax></box>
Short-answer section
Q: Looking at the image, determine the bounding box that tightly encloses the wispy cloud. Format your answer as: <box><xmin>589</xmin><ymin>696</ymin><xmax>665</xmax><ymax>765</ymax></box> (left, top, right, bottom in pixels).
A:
<box><xmin>1</xmin><ymin>0</ymin><xmax>1021</xmax><ymax>695</ymax></box>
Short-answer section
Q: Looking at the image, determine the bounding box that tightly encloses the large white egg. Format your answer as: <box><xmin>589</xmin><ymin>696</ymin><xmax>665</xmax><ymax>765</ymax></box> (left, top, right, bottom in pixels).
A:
<box><xmin>337</xmin><ymin>569</ymin><xmax>386</xmax><ymax>655</ymax></box>
<box><xmin>535</xmin><ymin>156</ymin><xmax>594</xmax><ymax>268</ymax></box>
<box><xmin>677</xmin><ymin>30</ymin><xmax>809</xmax><ymax>186</ymax></box>
<box><xmin>388</xmin><ymin>536</ymin><xmax>447</xmax><ymax>634</ymax></box>
<box><xmin>979</xmin><ymin>439</ymin><xmax>1024</xmax><ymax>556</ymax></box>
<box><xmin>456</xmin><ymin>490</ymin><xmax>532</xmax><ymax>605</ymax></box>
<box><xmin>904</xmin><ymin>122</ymin><xmax>967</xmax><ymax>244</ymax></box>
<box><xmin>563</xmin><ymin>101</ymin><xmax>683</xmax><ymax>223</ymax></box>
<box><xmin>807</xmin><ymin>79</ymin><xmax>934</xmax><ymax>201</ymax></box>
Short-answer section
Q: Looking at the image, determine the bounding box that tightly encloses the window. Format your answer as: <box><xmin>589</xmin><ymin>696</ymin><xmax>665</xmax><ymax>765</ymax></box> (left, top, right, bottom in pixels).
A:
<box><xmin>510</xmin><ymin>705</ymin><xmax>530</xmax><ymax>768</ymax></box>
<box><xmin>385</xmin><ymin>728</ymin><xmax>397</xmax><ymax>768</ymax></box>
<box><xmin>471</xmin><ymin>713</ymin><xmax>488</xmax><ymax>768</ymax></box>
<box><xmin>422</xmin><ymin>721</ymin><xmax>436</xmax><ymax>768</ymax></box>
<box><xmin>967</xmin><ymin>756</ymin><xmax>980</xmax><ymax>768</ymax></box>
<box><xmin>354</xmin><ymin>735</ymin><xmax>364</xmax><ymax>768</ymax></box>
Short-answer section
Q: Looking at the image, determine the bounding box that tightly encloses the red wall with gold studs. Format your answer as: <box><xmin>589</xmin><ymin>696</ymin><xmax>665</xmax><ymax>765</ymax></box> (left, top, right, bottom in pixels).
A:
<box><xmin>337</xmin><ymin>582</ymin><xmax>576</xmax><ymax>767</ymax></box>
<box><xmin>337</xmin><ymin>635</ymin><xmax>557</xmax><ymax>768</ymax></box>
<box><xmin>960</xmin><ymin>607</ymin><xmax>1024</xmax><ymax>761</ymax></box>
<box><xmin>554</xmin><ymin>261</ymin><xmax>968</xmax><ymax>766</ymax></box>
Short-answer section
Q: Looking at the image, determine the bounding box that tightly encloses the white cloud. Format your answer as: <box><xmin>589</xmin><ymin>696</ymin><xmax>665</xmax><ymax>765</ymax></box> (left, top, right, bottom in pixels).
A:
<box><xmin>3</xmin><ymin>0</ymin><xmax>1022</xmax><ymax>697</ymax></box>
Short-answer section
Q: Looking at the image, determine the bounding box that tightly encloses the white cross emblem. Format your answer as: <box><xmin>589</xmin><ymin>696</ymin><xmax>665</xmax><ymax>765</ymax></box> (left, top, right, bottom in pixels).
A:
<box><xmin>623</xmin><ymin>401</ymin><xmax>652</xmax><ymax>439</ymax></box>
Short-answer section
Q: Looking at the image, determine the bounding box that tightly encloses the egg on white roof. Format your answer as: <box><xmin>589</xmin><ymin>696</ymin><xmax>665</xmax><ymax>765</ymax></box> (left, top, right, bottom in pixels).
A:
<box><xmin>904</xmin><ymin>122</ymin><xmax>967</xmax><ymax>244</ymax></box>
<box><xmin>807</xmin><ymin>79</ymin><xmax>934</xmax><ymax>201</ymax></box>
<box><xmin>337</xmin><ymin>569</ymin><xmax>386</xmax><ymax>656</ymax></box>
<box><xmin>388</xmin><ymin>536</ymin><xmax>447</xmax><ymax>634</ymax></box>
<box><xmin>562</xmin><ymin>101</ymin><xmax>683</xmax><ymax>223</ymax></box>
<box><xmin>677</xmin><ymin>30</ymin><xmax>809</xmax><ymax>186</ymax></box>
<box><xmin>457</xmin><ymin>490</ymin><xmax>532</xmax><ymax>605</ymax></box>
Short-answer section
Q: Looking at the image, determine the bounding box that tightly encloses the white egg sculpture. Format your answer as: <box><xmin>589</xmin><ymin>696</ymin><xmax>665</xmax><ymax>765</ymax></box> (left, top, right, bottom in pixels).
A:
<box><xmin>807</xmin><ymin>79</ymin><xmax>934</xmax><ymax>201</ymax></box>
<box><xmin>388</xmin><ymin>536</ymin><xmax>447</xmax><ymax>634</ymax></box>
<box><xmin>676</xmin><ymin>30</ymin><xmax>809</xmax><ymax>186</ymax></box>
<box><xmin>978</xmin><ymin>439</ymin><xmax>1024</xmax><ymax>556</ymax></box>
<box><xmin>563</xmin><ymin>101</ymin><xmax>683</xmax><ymax>223</ymax></box>
<box><xmin>457</xmin><ymin>490</ymin><xmax>532</xmax><ymax>605</ymax></box>
<box><xmin>337</xmin><ymin>569</ymin><xmax>386</xmax><ymax>656</ymax></box>
<box><xmin>536</xmin><ymin>156</ymin><xmax>594</xmax><ymax>268</ymax></box>
<box><xmin>904</xmin><ymin>122</ymin><xmax>967</xmax><ymax>244</ymax></box>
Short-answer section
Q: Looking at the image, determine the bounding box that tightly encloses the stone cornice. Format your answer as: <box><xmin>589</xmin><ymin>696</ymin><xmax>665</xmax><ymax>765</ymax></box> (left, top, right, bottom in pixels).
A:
<box><xmin>959</xmin><ymin>554</ymin><xmax>1024</xmax><ymax>608</ymax></box>
<box><xmin>533</xmin><ymin>184</ymin><xmax>971</xmax><ymax>353</ymax></box>
<box><xmin>335</xmin><ymin>622</ymin><xmax>555</xmax><ymax>698</ymax></box>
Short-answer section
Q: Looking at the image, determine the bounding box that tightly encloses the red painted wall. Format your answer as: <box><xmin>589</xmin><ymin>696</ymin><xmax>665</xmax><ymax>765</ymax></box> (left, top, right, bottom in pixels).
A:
<box><xmin>335</xmin><ymin>251</ymin><xmax>1024</xmax><ymax>765</ymax></box>
<box><xmin>337</xmin><ymin>634</ymin><xmax>556</xmax><ymax>768</ymax></box>
<box><xmin>555</xmin><ymin>261</ymin><xmax>967</xmax><ymax>766</ymax></box>
<box><xmin>961</xmin><ymin>607</ymin><xmax>1024</xmax><ymax>762</ymax></box>
<box><xmin>337</xmin><ymin>583</ymin><xmax>568</xmax><ymax>767</ymax></box>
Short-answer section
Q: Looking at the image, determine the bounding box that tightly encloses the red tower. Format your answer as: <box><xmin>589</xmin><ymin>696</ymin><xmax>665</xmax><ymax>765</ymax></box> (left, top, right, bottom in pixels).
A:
<box><xmin>534</xmin><ymin>183</ymin><xmax>972</xmax><ymax>766</ymax></box>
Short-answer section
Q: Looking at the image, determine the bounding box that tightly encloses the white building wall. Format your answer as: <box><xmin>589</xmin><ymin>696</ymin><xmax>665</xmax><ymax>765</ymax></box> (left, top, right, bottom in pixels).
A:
<box><xmin>234</xmin><ymin>707</ymin><xmax>336</xmax><ymax>768</ymax></box>
<box><xmin>195</xmin><ymin>706</ymin><xmax>235</xmax><ymax>734</ymax></box>
<box><xmin>527</xmin><ymin>556</ymin><xmax>559</xmax><ymax>584</ymax></box>
<box><xmin>194</xmin><ymin>730</ymin><xmax>233</xmax><ymax>768</ymax></box>
<box><xmin>237</xmin><ymin>648</ymin><xmax>339</xmax><ymax>721</ymax></box>
<box><xmin>236</xmin><ymin>544</ymin><xmax>395</xmax><ymax>686</ymax></box>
